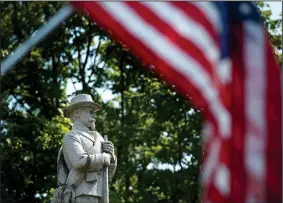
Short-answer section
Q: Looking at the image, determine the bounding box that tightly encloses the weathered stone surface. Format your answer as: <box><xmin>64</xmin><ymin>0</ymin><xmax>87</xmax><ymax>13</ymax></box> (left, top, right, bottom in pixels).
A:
<box><xmin>51</xmin><ymin>94</ymin><xmax>117</xmax><ymax>203</ymax></box>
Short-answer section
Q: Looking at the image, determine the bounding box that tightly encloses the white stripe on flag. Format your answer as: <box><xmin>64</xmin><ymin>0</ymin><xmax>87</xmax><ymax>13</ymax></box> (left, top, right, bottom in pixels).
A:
<box><xmin>202</xmin><ymin>138</ymin><xmax>221</xmax><ymax>185</ymax></box>
<box><xmin>193</xmin><ymin>2</ymin><xmax>221</xmax><ymax>33</ymax></box>
<box><xmin>142</xmin><ymin>2</ymin><xmax>220</xmax><ymax>66</ymax></box>
<box><xmin>99</xmin><ymin>2</ymin><xmax>231</xmax><ymax>137</ymax></box>
<box><xmin>244</xmin><ymin>20</ymin><xmax>266</xmax><ymax>202</ymax></box>
<box><xmin>203</xmin><ymin>121</ymin><xmax>214</xmax><ymax>144</ymax></box>
<box><xmin>217</xmin><ymin>58</ymin><xmax>232</xmax><ymax>84</ymax></box>
<box><xmin>214</xmin><ymin>164</ymin><xmax>230</xmax><ymax>196</ymax></box>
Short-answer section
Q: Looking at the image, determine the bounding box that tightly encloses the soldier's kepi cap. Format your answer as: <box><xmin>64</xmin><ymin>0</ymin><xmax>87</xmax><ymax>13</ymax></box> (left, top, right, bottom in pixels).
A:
<box><xmin>63</xmin><ymin>94</ymin><xmax>102</xmax><ymax>118</ymax></box>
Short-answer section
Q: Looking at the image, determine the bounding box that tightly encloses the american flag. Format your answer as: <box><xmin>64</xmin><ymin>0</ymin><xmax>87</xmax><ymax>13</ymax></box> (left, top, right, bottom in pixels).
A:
<box><xmin>71</xmin><ymin>2</ymin><xmax>282</xmax><ymax>203</ymax></box>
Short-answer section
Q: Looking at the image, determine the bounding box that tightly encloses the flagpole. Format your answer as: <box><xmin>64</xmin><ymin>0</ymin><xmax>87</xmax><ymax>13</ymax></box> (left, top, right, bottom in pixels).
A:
<box><xmin>0</xmin><ymin>4</ymin><xmax>74</xmax><ymax>76</ymax></box>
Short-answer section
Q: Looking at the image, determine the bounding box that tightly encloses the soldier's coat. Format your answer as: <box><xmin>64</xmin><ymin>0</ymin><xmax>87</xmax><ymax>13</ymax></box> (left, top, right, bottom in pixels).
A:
<box><xmin>58</xmin><ymin>130</ymin><xmax>116</xmax><ymax>198</ymax></box>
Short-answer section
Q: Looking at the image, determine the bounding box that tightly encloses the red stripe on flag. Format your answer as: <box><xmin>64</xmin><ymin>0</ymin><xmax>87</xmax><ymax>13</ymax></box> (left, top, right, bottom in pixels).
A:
<box><xmin>265</xmin><ymin>36</ymin><xmax>282</xmax><ymax>202</ymax></box>
<box><xmin>207</xmin><ymin>183</ymin><xmax>227</xmax><ymax>203</ymax></box>
<box><xmin>229</xmin><ymin>25</ymin><xmax>247</xmax><ymax>203</ymax></box>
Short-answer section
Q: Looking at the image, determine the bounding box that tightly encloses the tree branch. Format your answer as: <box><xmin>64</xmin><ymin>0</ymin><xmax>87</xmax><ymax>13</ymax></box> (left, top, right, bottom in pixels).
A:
<box><xmin>82</xmin><ymin>22</ymin><xmax>92</xmax><ymax>70</ymax></box>
<box><xmin>70</xmin><ymin>78</ymin><xmax>78</xmax><ymax>92</ymax></box>
<box><xmin>90</xmin><ymin>38</ymin><xmax>102</xmax><ymax>77</ymax></box>
<box><xmin>74</xmin><ymin>31</ymin><xmax>88</xmax><ymax>90</ymax></box>
<box><xmin>92</xmin><ymin>62</ymin><xmax>106</xmax><ymax>87</ymax></box>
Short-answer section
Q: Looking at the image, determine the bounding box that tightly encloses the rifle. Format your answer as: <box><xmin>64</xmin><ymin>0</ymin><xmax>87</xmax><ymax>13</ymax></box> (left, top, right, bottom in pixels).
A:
<box><xmin>103</xmin><ymin>135</ymin><xmax>109</xmax><ymax>203</ymax></box>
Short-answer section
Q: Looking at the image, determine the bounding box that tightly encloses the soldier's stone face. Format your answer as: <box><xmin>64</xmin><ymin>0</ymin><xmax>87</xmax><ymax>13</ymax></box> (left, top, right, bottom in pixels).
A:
<box><xmin>78</xmin><ymin>107</ymin><xmax>96</xmax><ymax>130</ymax></box>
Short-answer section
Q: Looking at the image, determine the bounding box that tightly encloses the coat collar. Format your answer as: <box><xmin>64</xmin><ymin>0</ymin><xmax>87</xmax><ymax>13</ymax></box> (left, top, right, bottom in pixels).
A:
<box><xmin>75</xmin><ymin>130</ymin><xmax>95</xmax><ymax>143</ymax></box>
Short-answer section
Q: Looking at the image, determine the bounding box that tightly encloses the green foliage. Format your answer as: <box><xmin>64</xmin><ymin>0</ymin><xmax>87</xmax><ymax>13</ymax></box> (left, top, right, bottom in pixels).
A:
<box><xmin>257</xmin><ymin>2</ymin><xmax>282</xmax><ymax>66</ymax></box>
<box><xmin>1</xmin><ymin>2</ymin><xmax>281</xmax><ymax>203</ymax></box>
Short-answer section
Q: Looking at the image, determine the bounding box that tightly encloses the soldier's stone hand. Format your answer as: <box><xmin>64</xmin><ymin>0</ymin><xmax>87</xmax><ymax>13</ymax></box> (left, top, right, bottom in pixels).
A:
<box><xmin>102</xmin><ymin>153</ymin><xmax>111</xmax><ymax>166</ymax></box>
<box><xmin>102</xmin><ymin>141</ymin><xmax>114</xmax><ymax>155</ymax></box>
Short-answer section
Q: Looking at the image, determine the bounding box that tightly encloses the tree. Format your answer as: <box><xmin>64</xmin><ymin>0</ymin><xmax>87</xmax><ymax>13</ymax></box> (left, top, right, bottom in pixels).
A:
<box><xmin>1</xmin><ymin>2</ymin><xmax>281</xmax><ymax>203</ymax></box>
<box><xmin>258</xmin><ymin>2</ymin><xmax>282</xmax><ymax>66</ymax></box>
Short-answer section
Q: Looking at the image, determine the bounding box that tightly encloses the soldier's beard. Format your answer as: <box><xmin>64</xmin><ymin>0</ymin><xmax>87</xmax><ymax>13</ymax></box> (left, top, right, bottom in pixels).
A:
<box><xmin>88</xmin><ymin>121</ymin><xmax>96</xmax><ymax>131</ymax></box>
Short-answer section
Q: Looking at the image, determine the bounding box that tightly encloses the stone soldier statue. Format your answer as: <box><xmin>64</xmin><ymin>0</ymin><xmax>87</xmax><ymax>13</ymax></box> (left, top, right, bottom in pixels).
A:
<box><xmin>51</xmin><ymin>94</ymin><xmax>117</xmax><ymax>203</ymax></box>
